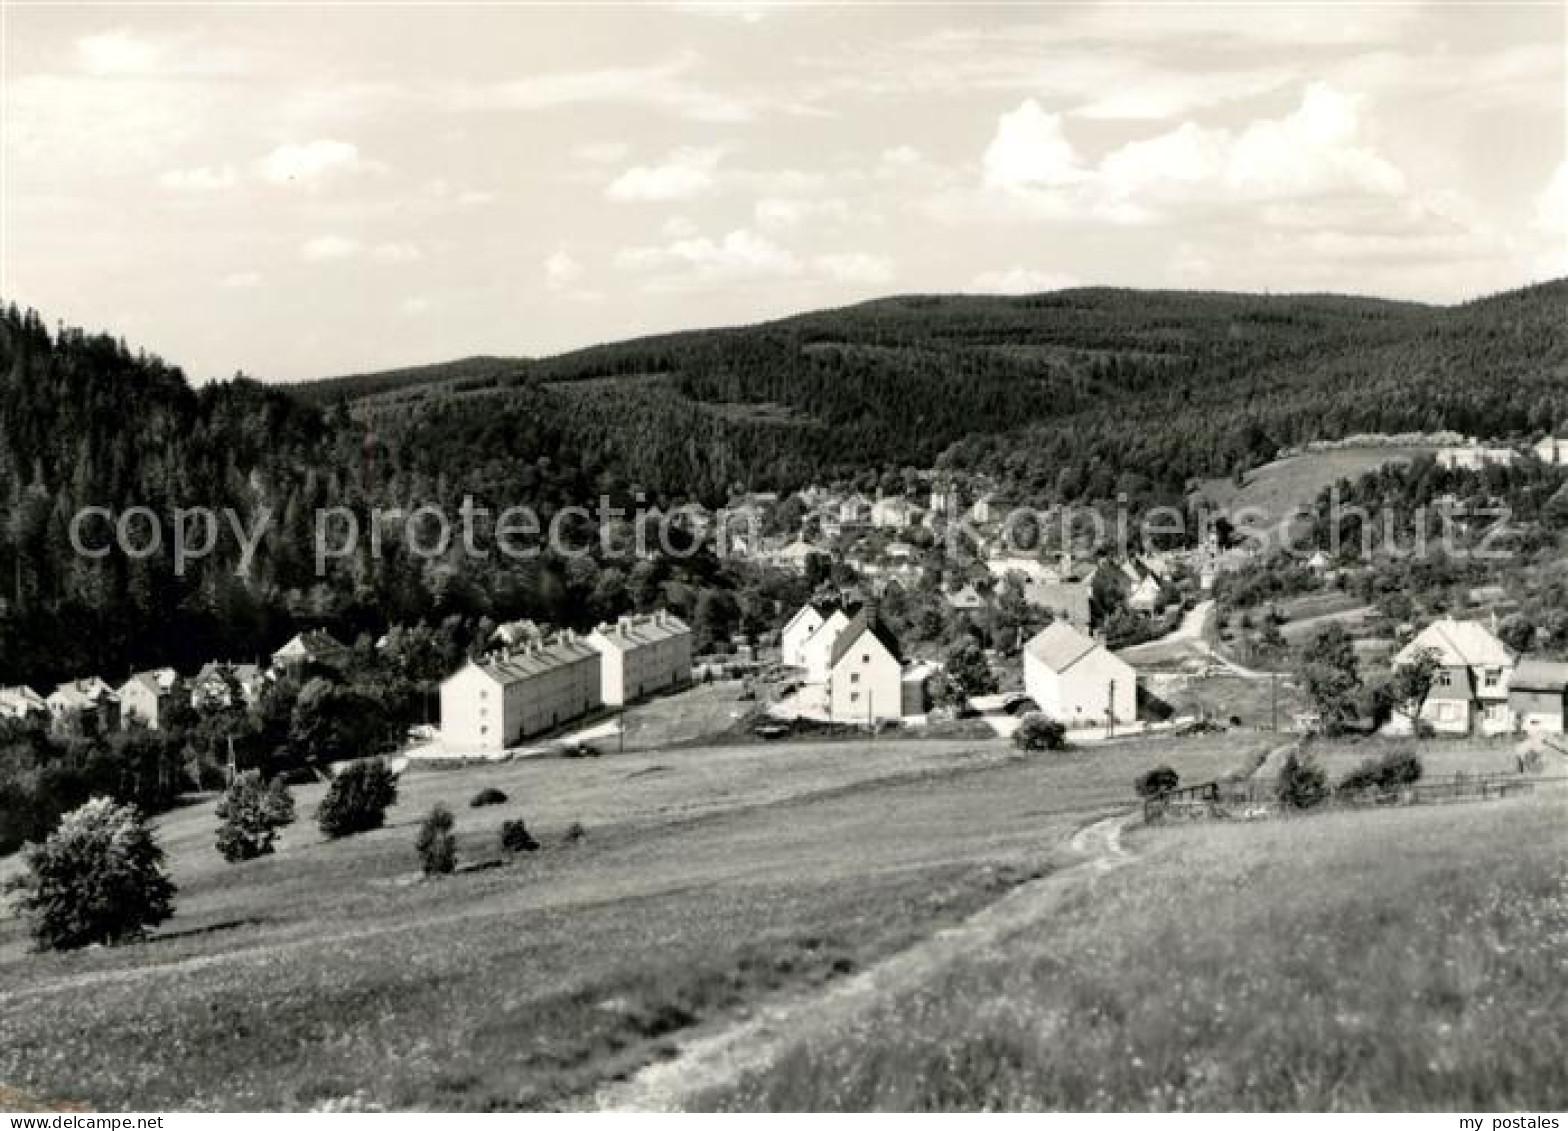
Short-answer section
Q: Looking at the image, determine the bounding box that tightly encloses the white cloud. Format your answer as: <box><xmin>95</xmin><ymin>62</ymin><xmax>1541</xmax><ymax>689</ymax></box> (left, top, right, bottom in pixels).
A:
<box><xmin>615</xmin><ymin>228</ymin><xmax>799</xmax><ymax>288</ymax></box>
<box><xmin>605</xmin><ymin>147</ymin><xmax>724</xmax><ymax>202</ymax></box>
<box><xmin>966</xmin><ymin>267</ymin><xmax>1081</xmax><ymax>294</ymax></box>
<box><xmin>219</xmin><ymin>271</ymin><xmax>263</xmax><ymax>289</ymax></box>
<box><xmin>159</xmin><ymin>164</ymin><xmax>240</xmax><ymax>192</ymax></box>
<box><xmin>400</xmin><ymin>297</ymin><xmax>431</xmax><ymax>316</ymax></box>
<box><xmin>301</xmin><ymin>235</ymin><xmax>361</xmax><ymax>261</ymax></box>
<box><xmin>956</xmin><ymin>83</ymin><xmax>1413</xmax><ymax>229</ymax></box>
<box><xmin>982</xmin><ymin>100</ymin><xmax>1086</xmax><ymax>190</ymax></box>
<box><xmin>261</xmin><ymin>139</ymin><xmax>381</xmax><ymax>186</ymax></box>
<box><xmin>662</xmin><ymin>216</ymin><xmax>701</xmax><ymax>239</ymax></box>
<box><xmin>456</xmin><ymin>189</ymin><xmax>497</xmax><ymax>206</ymax></box>
<box><xmin>1224</xmin><ymin>83</ymin><xmax>1404</xmax><ymax>199</ymax></box>
<box><xmin>814</xmin><ymin>252</ymin><xmax>895</xmax><ymax>286</ymax></box>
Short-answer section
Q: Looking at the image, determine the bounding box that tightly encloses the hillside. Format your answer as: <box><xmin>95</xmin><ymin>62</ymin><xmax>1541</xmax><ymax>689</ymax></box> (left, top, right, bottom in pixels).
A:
<box><xmin>2</xmin><ymin>280</ymin><xmax>1565</xmax><ymax>687</ymax></box>
<box><xmin>294</xmin><ymin>281</ymin><xmax>1568</xmax><ymax>506</ymax></box>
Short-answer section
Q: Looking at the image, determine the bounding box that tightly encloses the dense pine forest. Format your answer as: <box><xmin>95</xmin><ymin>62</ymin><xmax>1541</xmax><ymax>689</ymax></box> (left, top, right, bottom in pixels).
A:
<box><xmin>3</xmin><ymin>279</ymin><xmax>1566</xmax><ymax>689</ymax></box>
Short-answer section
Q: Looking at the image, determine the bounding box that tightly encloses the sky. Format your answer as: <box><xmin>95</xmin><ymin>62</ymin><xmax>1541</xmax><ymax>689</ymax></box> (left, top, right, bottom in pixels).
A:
<box><xmin>2</xmin><ymin>1</ymin><xmax>1565</xmax><ymax>384</ymax></box>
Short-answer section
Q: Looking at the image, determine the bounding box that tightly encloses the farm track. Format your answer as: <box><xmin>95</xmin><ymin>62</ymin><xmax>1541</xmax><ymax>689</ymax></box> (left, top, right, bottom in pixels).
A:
<box><xmin>591</xmin><ymin>809</ymin><xmax>1140</xmax><ymax>1112</ymax></box>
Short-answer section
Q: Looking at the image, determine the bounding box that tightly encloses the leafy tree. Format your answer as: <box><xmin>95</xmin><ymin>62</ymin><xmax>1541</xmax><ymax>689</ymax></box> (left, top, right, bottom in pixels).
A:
<box><xmin>415</xmin><ymin>804</ymin><xmax>456</xmax><ymax>876</ymax></box>
<box><xmin>944</xmin><ymin>641</ymin><xmax>998</xmax><ymax>699</ymax></box>
<box><xmin>317</xmin><ymin>758</ymin><xmax>399</xmax><ymax>838</ymax></box>
<box><xmin>1385</xmin><ymin>646</ymin><xmax>1441</xmax><ymax>732</ymax></box>
<box><xmin>1497</xmin><ymin>612</ymin><xmax>1537</xmax><ymax>653</ymax></box>
<box><xmin>1297</xmin><ymin>625</ymin><xmax>1362</xmax><ymax>735</ymax></box>
<box><xmin>215</xmin><ymin>771</ymin><xmax>296</xmax><ymax>862</ymax></box>
<box><xmin>1276</xmin><ymin>750</ymin><xmax>1328</xmax><ymax>811</ymax></box>
<box><xmin>1013</xmin><ymin>712</ymin><xmax>1067</xmax><ymax>752</ymax></box>
<box><xmin>1135</xmin><ymin>765</ymin><xmax>1180</xmax><ymax>798</ymax></box>
<box><xmin>500</xmin><ymin>818</ymin><xmax>540</xmax><ymax>852</ymax></box>
<box><xmin>5</xmin><ymin>797</ymin><xmax>176</xmax><ymax>951</ymax></box>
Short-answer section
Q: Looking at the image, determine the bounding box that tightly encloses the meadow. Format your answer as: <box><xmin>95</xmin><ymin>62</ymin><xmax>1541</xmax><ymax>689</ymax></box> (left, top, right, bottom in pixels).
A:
<box><xmin>0</xmin><ymin>732</ymin><xmax>1250</xmax><ymax>1111</ymax></box>
<box><xmin>698</xmin><ymin>794</ymin><xmax>1568</xmax><ymax>1112</ymax></box>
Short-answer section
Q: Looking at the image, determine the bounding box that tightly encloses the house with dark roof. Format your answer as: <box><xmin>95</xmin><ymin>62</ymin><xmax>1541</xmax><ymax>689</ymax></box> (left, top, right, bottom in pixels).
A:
<box><xmin>825</xmin><ymin>610</ymin><xmax>905</xmax><ymax>724</ymax></box>
<box><xmin>1024</xmin><ymin>621</ymin><xmax>1136</xmax><ymax>727</ymax></box>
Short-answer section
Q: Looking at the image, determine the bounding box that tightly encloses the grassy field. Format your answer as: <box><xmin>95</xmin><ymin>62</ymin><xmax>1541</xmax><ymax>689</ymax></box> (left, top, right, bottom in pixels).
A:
<box><xmin>698</xmin><ymin>795</ymin><xmax>1568</xmax><ymax>1111</ymax></box>
<box><xmin>1193</xmin><ymin>446</ymin><xmax>1427</xmax><ymax>534</ymax></box>
<box><xmin>0</xmin><ymin>733</ymin><xmax>1253</xmax><ymax>1111</ymax></box>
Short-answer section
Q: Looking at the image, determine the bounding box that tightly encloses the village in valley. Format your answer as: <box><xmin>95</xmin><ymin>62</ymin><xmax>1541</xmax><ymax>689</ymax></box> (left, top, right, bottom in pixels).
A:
<box><xmin>11</xmin><ymin>431</ymin><xmax>1568</xmax><ymax>766</ymax></box>
<box><xmin>3</xmin><ymin>0</ymin><xmax>1566</xmax><ymax>1115</ymax></box>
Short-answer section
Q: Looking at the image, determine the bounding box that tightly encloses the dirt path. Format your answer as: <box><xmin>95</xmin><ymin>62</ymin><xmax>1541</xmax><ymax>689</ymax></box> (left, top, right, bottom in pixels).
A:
<box><xmin>592</xmin><ymin>809</ymin><xmax>1139</xmax><ymax>1112</ymax></box>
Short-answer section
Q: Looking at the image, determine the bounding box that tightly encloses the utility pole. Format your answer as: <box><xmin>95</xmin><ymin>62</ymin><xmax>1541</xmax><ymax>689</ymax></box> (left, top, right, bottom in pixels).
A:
<box><xmin>1107</xmin><ymin>679</ymin><xmax>1116</xmax><ymax>740</ymax></box>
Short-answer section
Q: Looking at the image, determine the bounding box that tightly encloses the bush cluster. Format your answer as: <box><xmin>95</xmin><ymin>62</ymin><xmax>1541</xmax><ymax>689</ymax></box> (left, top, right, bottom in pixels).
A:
<box><xmin>317</xmin><ymin>758</ymin><xmax>399</xmax><ymax>839</ymax></box>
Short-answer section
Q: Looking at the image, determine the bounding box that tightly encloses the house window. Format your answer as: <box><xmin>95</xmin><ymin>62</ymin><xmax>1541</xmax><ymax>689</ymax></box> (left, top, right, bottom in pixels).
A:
<box><xmin>850</xmin><ymin>692</ymin><xmax>860</xmax><ymax>703</ymax></box>
<box><xmin>1438</xmin><ymin>671</ymin><xmax>1453</xmax><ymax>687</ymax></box>
<box><xmin>480</xmin><ymin>689</ymin><xmax>488</xmax><ymax>698</ymax></box>
<box><xmin>1484</xmin><ymin>668</ymin><xmax>1501</xmax><ymax>688</ymax></box>
<box><xmin>850</xmin><ymin>673</ymin><xmax>860</xmax><ymax>684</ymax></box>
<box><xmin>480</xmin><ymin>726</ymin><xmax>488</xmax><ymax>735</ymax></box>
<box><xmin>862</xmin><ymin>654</ymin><xmax>870</xmax><ymax>663</ymax></box>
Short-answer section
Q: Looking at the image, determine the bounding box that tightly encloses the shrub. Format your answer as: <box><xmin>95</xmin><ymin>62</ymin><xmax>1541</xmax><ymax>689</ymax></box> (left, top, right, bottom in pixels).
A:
<box><xmin>470</xmin><ymin>787</ymin><xmax>508</xmax><ymax>808</ymax></box>
<box><xmin>1519</xmin><ymin>747</ymin><xmax>1546</xmax><ymax>775</ymax></box>
<box><xmin>1135</xmin><ymin>765</ymin><xmax>1180</xmax><ymax>798</ymax></box>
<box><xmin>1276</xmin><ymin>750</ymin><xmax>1329</xmax><ymax>811</ymax></box>
<box><xmin>1339</xmin><ymin>748</ymin><xmax>1423</xmax><ymax>795</ymax></box>
<box><xmin>1013</xmin><ymin>712</ymin><xmax>1067</xmax><ymax>752</ymax></box>
<box><xmin>500</xmin><ymin>819</ymin><xmax>539</xmax><ymax>853</ymax></box>
<box><xmin>215</xmin><ymin>771</ymin><xmax>296</xmax><ymax>862</ymax></box>
<box><xmin>317</xmin><ymin>758</ymin><xmax>399</xmax><ymax>839</ymax></box>
<box><xmin>564</xmin><ymin>820</ymin><xmax>587</xmax><ymax>843</ymax></box>
<box><xmin>415</xmin><ymin>804</ymin><xmax>456</xmax><ymax>876</ymax></box>
<box><xmin>5</xmin><ymin>798</ymin><xmax>176</xmax><ymax>951</ymax></box>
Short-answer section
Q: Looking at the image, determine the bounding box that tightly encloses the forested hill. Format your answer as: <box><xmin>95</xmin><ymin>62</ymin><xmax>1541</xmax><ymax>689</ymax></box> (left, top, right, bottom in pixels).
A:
<box><xmin>298</xmin><ymin>280</ymin><xmax>1568</xmax><ymax>504</ymax></box>
<box><xmin>1</xmin><ymin>280</ymin><xmax>1565</xmax><ymax>685</ymax></box>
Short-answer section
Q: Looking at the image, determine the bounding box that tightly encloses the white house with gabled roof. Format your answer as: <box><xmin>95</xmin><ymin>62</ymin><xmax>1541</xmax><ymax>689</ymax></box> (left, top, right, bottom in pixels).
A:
<box><xmin>1024</xmin><ymin>622</ymin><xmax>1136</xmax><ymax>727</ymax></box>
<box><xmin>800</xmin><ymin>606</ymin><xmax>853</xmax><ymax>682</ymax></box>
<box><xmin>781</xmin><ymin>602</ymin><xmax>829</xmax><ymax>669</ymax></box>
<box><xmin>825</xmin><ymin>611</ymin><xmax>905</xmax><ymax>724</ymax></box>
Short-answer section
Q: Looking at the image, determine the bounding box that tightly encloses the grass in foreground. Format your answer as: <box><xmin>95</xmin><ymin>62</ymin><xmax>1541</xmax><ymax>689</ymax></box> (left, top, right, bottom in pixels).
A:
<box><xmin>0</xmin><ymin>734</ymin><xmax>1254</xmax><ymax>1111</ymax></box>
<box><xmin>698</xmin><ymin>795</ymin><xmax>1568</xmax><ymax>1112</ymax></box>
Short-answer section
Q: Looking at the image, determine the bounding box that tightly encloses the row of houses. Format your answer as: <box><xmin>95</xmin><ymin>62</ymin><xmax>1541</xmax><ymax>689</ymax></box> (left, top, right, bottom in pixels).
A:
<box><xmin>438</xmin><ymin>611</ymin><xmax>693</xmax><ymax>752</ymax></box>
<box><xmin>0</xmin><ymin>631</ymin><xmax>351</xmax><ymax>736</ymax></box>
<box><xmin>781</xmin><ymin>599</ymin><xmax>1139</xmax><ymax>727</ymax></box>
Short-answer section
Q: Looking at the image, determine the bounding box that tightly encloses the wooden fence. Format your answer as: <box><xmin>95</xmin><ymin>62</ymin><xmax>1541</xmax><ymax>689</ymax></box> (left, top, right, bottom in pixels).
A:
<box><xmin>1145</xmin><ymin>771</ymin><xmax>1566</xmax><ymax>823</ymax></box>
